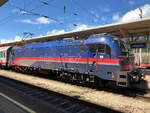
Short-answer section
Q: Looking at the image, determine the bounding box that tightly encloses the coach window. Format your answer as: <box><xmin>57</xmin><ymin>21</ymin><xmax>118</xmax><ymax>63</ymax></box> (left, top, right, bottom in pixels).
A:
<box><xmin>1</xmin><ymin>51</ymin><xmax>4</xmax><ymax>57</ymax></box>
<box><xmin>0</xmin><ymin>51</ymin><xmax>2</xmax><ymax>57</ymax></box>
<box><xmin>3</xmin><ymin>52</ymin><xmax>5</xmax><ymax>58</ymax></box>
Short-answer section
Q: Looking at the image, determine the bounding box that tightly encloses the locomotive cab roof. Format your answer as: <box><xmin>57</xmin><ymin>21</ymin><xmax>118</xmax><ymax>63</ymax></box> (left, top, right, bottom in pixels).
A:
<box><xmin>85</xmin><ymin>35</ymin><xmax>115</xmax><ymax>44</ymax></box>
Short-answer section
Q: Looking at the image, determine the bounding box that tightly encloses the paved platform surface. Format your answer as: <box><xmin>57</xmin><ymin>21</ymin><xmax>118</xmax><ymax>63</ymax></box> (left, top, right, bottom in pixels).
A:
<box><xmin>0</xmin><ymin>93</ymin><xmax>35</xmax><ymax>113</ymax></box>
<box><xmin>144</xmin><ymin>76</ymin><xmax>150</xmax><ymax>82</ymax></box>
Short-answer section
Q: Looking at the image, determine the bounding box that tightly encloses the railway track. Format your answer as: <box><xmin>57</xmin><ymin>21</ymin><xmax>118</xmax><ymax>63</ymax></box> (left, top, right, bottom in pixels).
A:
<box><xmin>1</xmin><ymin>69</ymin><xmax>150</xmax><ymax>103</ymax></box>
<box><xmin>136</xmin><ymin>94</ymin><xmax>150</xmax><ymax>102</ymax></box>
<box><xmin>132</xmin><ymin>88</ymin><xmax>150</xmax><ymax>102</ymax></box>
<box><xmin>0</xmin><ymin>76</ymin><xmax>121</xmax><ymax>113</ymax></box>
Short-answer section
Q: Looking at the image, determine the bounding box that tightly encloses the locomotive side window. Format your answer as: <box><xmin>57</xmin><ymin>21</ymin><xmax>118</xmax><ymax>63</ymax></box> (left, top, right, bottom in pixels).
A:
<box><xmin>87</xmin><ymin>44</ymin><xmax>114</xmax><ymax>56</ymax></box>
<box><xmin>79</xmin><ymin>44</ymin><xmax>87</xmax><ymax>52</ymax></box>
<box><xmin>96</xmin><ymin>44</ymin><xmax>105</xmax><ymax>53</ymax></box>
<box><xmin>87</xmin><ymin>44</ymin><xmax>97</xmax><ymax>53</ymax></box>
<box><xmin>87</xmin><ymin>44</ymin><xmax>106</xmax><ymax>54</ymax></box>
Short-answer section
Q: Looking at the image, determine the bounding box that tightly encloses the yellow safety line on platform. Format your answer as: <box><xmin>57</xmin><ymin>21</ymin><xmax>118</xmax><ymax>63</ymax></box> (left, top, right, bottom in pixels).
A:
<box><xmin>0</xmin><ymin>93</ymin><xmax>36</xmax><ymax>113</ymax></box>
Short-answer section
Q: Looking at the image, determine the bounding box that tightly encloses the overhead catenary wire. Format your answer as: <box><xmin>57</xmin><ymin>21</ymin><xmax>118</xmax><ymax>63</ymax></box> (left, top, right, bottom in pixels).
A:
<box><xmin>0</xmin><ymin>0</ymin><xmax>101</xmax><ymax>34</ymax></box>
<box><xmin>0</xmin><ymin>1</ymin><xmax>37</xmax><ymax>26</ymax></box>
<box><xmin>7</xmin><ymin>2</ymin><xmax>62</xmax><ymax>24</ymax></box>
<box><xmin>0</xmin><ymin>0</ymin><xmax>64</xmax><ymax>38</ymax></box>
<box><xmin>22</xmin><ymin>32</ymin><xmax>34</xmax><ymax>39</ymax></box>
<box><xmin>70</xmin><ymin>0</ymin><xmax>100</xmax><ymax>22</ymax></box>
<box><xmin>40</xmin><ymin>0</ymin><xmax>79</xmax><ymax>23</ymax></box>
<box><xmin>1</xmin><ymin>0</ymin><xmax>134</xmax><ymax>38</ymax></box>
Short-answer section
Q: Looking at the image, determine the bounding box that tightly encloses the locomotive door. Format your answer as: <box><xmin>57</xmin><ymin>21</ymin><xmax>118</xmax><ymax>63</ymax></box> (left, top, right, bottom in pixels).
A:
<box><xmin>87</xmin><ymin>44</ymin><xmax>99</xmax><ymax>73</ymax></box>
<box><xmin>87</xmin><ymin>43</ymin><xmax>109</xmax><ymax>72</ymax></box>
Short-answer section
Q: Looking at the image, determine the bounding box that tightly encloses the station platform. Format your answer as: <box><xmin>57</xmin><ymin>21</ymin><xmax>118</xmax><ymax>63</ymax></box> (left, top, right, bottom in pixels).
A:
<box><xmin>144</xmin><ymin>76</ymin><xmax>150</xmax><ymax>82</ymax></box>
<box><xmin>0</xmin><ymin>93</ymin><xmax>35</xmax><ymax>113</ymax></box>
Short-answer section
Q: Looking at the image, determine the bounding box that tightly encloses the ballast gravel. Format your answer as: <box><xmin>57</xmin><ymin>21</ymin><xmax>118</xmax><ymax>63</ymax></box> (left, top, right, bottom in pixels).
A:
<box><xmin>0</xmin><ymin>70</ymin><xmax>150</xmax><ymax>113</ymax></box>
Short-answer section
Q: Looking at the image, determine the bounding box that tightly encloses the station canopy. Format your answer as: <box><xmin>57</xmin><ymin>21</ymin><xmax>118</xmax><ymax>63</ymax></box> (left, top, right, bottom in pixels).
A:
<box><xmin>0</xmin><ymin>17</ymin><xmax>150</xmax><ymax>47</ymax></box>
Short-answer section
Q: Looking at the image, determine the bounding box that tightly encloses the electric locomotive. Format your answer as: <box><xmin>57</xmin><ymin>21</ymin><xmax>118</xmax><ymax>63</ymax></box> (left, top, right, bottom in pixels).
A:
<box><xmin>0</xmin><ymin>35</ymin><xmax>143</xmax><ymax>87</ymax></box>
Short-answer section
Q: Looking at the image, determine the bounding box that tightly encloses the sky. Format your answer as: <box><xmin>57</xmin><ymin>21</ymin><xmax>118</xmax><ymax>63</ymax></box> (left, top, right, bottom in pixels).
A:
<box><xmin>0</xmin><ymin>0</ymin><xmax>150</xmax><ymax>43</ymax></box>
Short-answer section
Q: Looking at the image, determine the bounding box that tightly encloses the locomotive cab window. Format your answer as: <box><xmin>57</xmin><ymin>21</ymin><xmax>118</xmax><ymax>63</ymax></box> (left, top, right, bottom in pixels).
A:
<box><xmin>87</xmin><ymin>44</ymin><xmax>111</xmax><ymax>54</ymax></box>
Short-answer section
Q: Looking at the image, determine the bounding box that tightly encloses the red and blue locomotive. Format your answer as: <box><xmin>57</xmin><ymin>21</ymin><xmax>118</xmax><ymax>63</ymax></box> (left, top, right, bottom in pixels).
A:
<box><xmin>0</xmin><ymin>35</ymin><xmax>143</xmax><ymax>87</ymax></box>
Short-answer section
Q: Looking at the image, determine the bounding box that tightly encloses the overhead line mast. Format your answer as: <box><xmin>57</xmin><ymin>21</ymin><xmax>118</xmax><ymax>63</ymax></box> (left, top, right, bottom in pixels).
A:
<box><xmin>138</xmin><ymin>8</ymin><xmax>143</xmax><ymax>66</ymax></box>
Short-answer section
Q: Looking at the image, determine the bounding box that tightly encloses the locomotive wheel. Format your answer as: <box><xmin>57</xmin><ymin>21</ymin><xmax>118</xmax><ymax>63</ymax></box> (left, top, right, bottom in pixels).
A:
<box><xmin>94</xmin><ymin>77</ymin><xmax>104</xmax><ymax>88</ymax></box>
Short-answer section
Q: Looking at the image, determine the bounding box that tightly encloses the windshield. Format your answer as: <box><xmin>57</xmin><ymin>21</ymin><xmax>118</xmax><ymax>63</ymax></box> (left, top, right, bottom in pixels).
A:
<box><xmin>120</xmin><ymin>41</ymin><xmax>127</xmax><ymax>52</ymax></box>
<box><xmin>116</xmin><ymin>40</ymin><xmax>128</xmax><ymax>52</ymax></box>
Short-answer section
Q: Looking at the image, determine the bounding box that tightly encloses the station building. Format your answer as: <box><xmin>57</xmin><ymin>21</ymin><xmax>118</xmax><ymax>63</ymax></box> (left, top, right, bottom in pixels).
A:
<box><xmin>126</xmin><ymin>36</ymin><xmax>150</xmax><ymax>67</ymax></box>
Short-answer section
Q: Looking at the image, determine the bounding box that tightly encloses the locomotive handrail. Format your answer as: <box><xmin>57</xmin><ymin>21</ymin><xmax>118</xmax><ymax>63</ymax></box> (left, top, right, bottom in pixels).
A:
<box><xmin>96</xmin><ymin>49</ymin><xmax>98</xmax><ymax>72</ymax></box>
<box><xmin>86</xmin><ymin>51</ymin><xmax>89</xmax><ymax>72</ymax></box>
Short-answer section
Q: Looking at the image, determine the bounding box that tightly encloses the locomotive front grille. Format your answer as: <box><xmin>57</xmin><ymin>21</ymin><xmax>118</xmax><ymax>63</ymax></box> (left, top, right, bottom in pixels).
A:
<box><xmin>116</xmin><ymin>71</ymin><xmax>130</xmax><ymax>87</ymax></box>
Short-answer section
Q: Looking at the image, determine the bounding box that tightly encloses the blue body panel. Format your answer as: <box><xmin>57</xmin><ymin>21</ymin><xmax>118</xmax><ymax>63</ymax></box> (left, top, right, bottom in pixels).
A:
<box><xmin>8</xmin><ymin>35</ymin><xmax>122</xmax><ymax>81</ymax></box>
